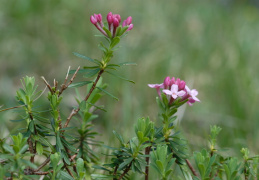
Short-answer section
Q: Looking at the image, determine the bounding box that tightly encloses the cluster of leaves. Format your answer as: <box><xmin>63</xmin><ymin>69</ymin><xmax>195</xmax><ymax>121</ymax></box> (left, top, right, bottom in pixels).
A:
<box><xmin>0</xmin><ymin>21</ymin><xmax>136</xmax><ymax>180</ymax></box>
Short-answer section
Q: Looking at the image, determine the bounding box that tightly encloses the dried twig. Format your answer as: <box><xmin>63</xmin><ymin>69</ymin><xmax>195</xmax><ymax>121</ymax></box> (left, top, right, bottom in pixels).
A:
<box><xmin>41</xmin><ymin>76</ymin><xmax>54</xmax><ymax>94</ymax></box>
<box><xmin>59</xmin><ymin>66</ymin><xmax>80</xmax><ymax>96</ymax></box>
<box><xmin>34</xmin><ymin>157</ymin><xmax>50</xmax><ymax>172</ymax></box>
<box><xmin>0</xmin><ymin>105</ymin><xmax>25</xmax><ymax>113</ymax></box>
<box><xmin>63</xmin><ymin>69</ymin><xmax>104</xmax><ymax>128</ymax></box>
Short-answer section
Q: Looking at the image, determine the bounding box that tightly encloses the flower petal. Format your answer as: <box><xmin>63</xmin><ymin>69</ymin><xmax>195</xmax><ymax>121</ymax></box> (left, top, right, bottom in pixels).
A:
<box><xmin>163</xmin><ymin>89</ymin><xmax>172</xmax><ymax>95</ymax></box>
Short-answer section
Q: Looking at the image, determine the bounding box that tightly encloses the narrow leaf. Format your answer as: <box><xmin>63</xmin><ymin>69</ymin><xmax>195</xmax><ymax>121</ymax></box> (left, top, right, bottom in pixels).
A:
<box><xmin>73</xmin><ymin>52</ymin><xmax>99</xmax><ymax>65</ymax></box>
<box><xmin>68</xmin><ymin>81</ymin><xmax>92</xmax><ymax>88</ymax></box>
<box><xmin>96</xmin><ymin>87</ymin><xmax>119</xmax><ymax>101</ymax></box>
<box><xmin>105</xmin><ymin>71</ymin><xmax>135</xmax><ymax>83</ymax></box>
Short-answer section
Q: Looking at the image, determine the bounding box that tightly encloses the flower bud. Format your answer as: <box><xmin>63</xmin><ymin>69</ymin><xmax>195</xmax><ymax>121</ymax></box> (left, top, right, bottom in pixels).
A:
<box><xmin>97</xmin><ymin>14</ymin><xmax>102</xmax><ymax>22</ymax></box>
<box><xmin>127</xmin><ymin>24</ymin><xmax>134</xmax><ymax>31</ymax></box>
<box><xmin>126</xmin><ymin>16</ymin><xmax>132</xmax><ymax>25</ymax></box>
<box><xmin>175</xmin><ymin>78</ymin><xmax>181</xmax><ymax>85</ymax></box>
<box><xmin>163</xmin><ymin>76</ymin><xmax>171</xmax><ymax>89</ymax></box>
<box><xmin>113</xmin><ymin>18</ymin><xmax>120</xmax><ymax>28</ymax></box>
<box><xmin>90</xmin><ymin>15</ymin><xmax>97</xmax><ymax>25</ymax></box>
<box><xmin>107</xmin><ymin>12</ymin><xmax>113</xmax><ymax>26</ymax></box>
<box><xmin>113</xmin><ymin>14</ymin><xmax>121</xmax><ymax>23</ymax></box>
<box><xmin>178</xmin><ymin>80</ymin><xmax>186</xmax><ymax>90</ymax></box>
<box><xmin>170</xmin><ymin>77</ymin><xmax>175</xmax><ymax>86</ymax></box>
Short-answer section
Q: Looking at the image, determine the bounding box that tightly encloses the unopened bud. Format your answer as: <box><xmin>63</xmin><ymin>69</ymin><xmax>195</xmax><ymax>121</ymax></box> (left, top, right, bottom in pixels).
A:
<box><xmin>113</xmin><ymin>14</ymin><xmax>121</xmax><ymax>23</ymax></box>
<box><xmin>127</xmin><ymin>24</ymin><xmax>134</xmax><ymax>31</ymax></box>
<box><xmin>178</xmin><ymin>80</ymin><xmax>186</xmax><ymax>90</ymax></box>
<box><xmin>163</xmin><ymin>76</ymin><xmax>171</xmax><ymax>89</ymax></box>
<box><xmin>90</xmin><ymin>15</ymin><xmax>97</xmax><ymax>25</ymax></box>
<box><xmin>170</xmin><ymin>77</ymin><xmax>175</xmax><ymax>86</ymax></box>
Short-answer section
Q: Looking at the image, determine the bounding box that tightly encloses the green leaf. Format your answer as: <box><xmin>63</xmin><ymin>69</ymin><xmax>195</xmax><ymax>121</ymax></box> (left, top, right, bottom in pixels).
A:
<box><xmin>87</xmin><ymin>102</ymin><xmax>107</xmax><ymax>112</ymax></box>
<box><xmin>112</xmin><ymin>131</ymin><xmax>125</xmax><ymax>145</ymax></box>
<box><xmin>73</xmin><ymin>52</ymin><xmax>99</xmax><ymax>65</ymax></box>
<box><xmin>102</xmin><ymin>26</ymin><xmax>112</xmax><ymax>38</ymax></box>
<box><xmin>83</xmin><ymin>68</ymin><xmax>100</xmax><ymax>78</ymax></box>
<box><xmin>10</xmin><ymin>118</ymin><xmax>26</xmax><ymax>122</ymax></box>
<box><xmin>76</xmin><ymin>158</ymin><xmax>84</xmax><ymax>175</ymax></box>
<box><xmin>91</xmin><ymin>174</ymin><xmax>115</xmax><ymax>179</ymax></box>
<box><xmin>118</xmin><ymin>157</ymin><xmax>133</xmax><ymax>171</ymax></box>
<box><xmin>105</xmin><ymin>71</ymin><xmax>135</xmax><ymax>83</ymax></box>
<box><xmin>29</xmin><ymin>120</ymin><xmax>35</xmax><ymax>133</ymax></box>
<box><xmin>59</xmin><ymin>171</ymin><xmax>75</xmax><ymax>180</ymax></box>
<box><xmin>36</xmin><ymin>142</ymin><xmax>43</xmax><ymax>155</ymax></box>
<box><xmin>118</xmin><ymin>62</ymin><xmax>137</xmax><ymax>66</ymax></box>
<box><xmin>3</xmin><ymin>144</ymin><xmax>15</xmax><ymax>154</ymax></box>
<box><xmin>56</xmin><ymin>133</ymin><xmax>64</xmax><ymax>151</ymax></box>
<box><xmin>19</xmin><ymin>144</ymin><xmax>29</xmax><ymax>154</ymax></box>
<box><xmin>38</xmin><ymin>134</ymin><xmax>55</xmax><ymax>152</ymax></box>
<box><xmin>110</xmin><ymin>36</ymin><xmax>120</xmax><ymax>49</ymax></box>
<box><xmin>68</xmin><ymin>81</ymin><xmax>92</xmax><ymax>88</ymax></box>
<box><xmin>96</xmin><ymin>87</ymin><xmax>119</xmax><ymax>101</ymax></box>
<box><xmin>20</xmin><ymin>159</ymin><xmax>37</xmax><ymax>169</ymax></box>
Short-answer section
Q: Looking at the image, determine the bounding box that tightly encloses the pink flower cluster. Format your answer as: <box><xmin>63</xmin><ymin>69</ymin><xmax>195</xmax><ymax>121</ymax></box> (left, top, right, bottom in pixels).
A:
<box><xmin>148</xmin><ymin>76</ymin><xmax>200</xmax><ymax>106</ymax></box>
<box><xmin>90</xmin><ymin>12</ymin><xmax>133</xmax><ymax>38</ymax></box>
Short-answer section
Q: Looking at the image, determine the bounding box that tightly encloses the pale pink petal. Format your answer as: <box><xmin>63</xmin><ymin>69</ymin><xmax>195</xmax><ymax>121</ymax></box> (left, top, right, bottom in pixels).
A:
<box><xmin>163</xmin><ymin>89</ymin><xmax>172</xmax><ymax>95</ymax></box>
<box><xmin>191</xmin><ymin>89</ymin><xmax>198</xmax><ymax>96</ymax></box>
<box><xmin>171</xmin><ymin>84</ymin><xmax>178</xmax><ymax>92</ymax></box>
<box><xmin>177</xmin><ymin>90</ymin><xmax>186</xmax><ymax>97</ymax></box>
<box><xmin>172</xmin><ymin>94</ymin><xmax>178</xmax><ymax>99</ymax></box>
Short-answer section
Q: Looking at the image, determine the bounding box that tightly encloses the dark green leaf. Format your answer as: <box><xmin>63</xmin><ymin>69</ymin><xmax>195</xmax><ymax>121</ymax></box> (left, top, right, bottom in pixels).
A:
<box><xmin>10</xmin><ymin>118</ymin><xmax>26</xmax><ymax>122</ymax></box>
<box><xmin>105</xmin><ymin>71</ymin><xmax>135</xmax><ymax>84</ymax></box>
<box><xmin>87</xmin><ymin>102</ymin><xmax>107</xmax><ymax>112</ymax></box>
<box><xmin>73</xmin><ymin>52</ymin><xmax>99</xmax><ymax>65</ymax></box>
<box><xmin>83</xmin><ymin>68</ymin><xmax>100</xmax><ymax>78</ymax></box>
<box><xmin>60</xmin><ymin>171</ymin><xmax>75</xmax><ymax>180</ymax></box>
<box><xmin>96</xmin><ymin>87</ymin><xmax>119</xmax><ymax>101</ymax></box>
<box><xmin>118</xmin><ymin>157</ymin><xmax>133</xmax><ymax>171</ymax></box>
<box><xmin>68</xmin><ymin>81</ymin><xmax>92</xmax><ymax>88</ymax></box>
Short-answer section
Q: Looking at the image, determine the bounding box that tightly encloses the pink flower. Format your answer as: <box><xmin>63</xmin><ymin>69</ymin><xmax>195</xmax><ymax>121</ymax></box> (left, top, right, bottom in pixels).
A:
<box><xmin>148</xmin><ymin>83</ymin><xmax>164</xmax><ymax>96</ymax></box>
<box><xmin>127</xmin><ymin>24</ymin><xmax>134</xmax><ymax>31</ymax></box>
<box><xmin>175</xmin><ymin>78</ymin><xmax>186</xmax><ymax>90</ymax></box>
<box><xmin>92</xmin><ymin>12</ymin><xmax>133</xmax><ymax>38</ymax></box>
<box><xmin>163</xmin><ymin>76</ymin><xmax>171</xmax><ymax>89</ymax></box>
<box><xmin>90</xmin><ymin>13</ymin><xmax>107</xmax><ymax>37</ymax></box>
<box><xmin>163</xmin><ymin>84</ymin><xmax>186</xmax><ymax>99</ymax></box>
<box><xmin>185</xmin><ymin>86</ymin><xmax>200</xmax><ymax>105</ymax></box>
<box><xmin>122</xmin><ymin>16</ymin><xmax>134</xmax><ymax>32</ymax></box>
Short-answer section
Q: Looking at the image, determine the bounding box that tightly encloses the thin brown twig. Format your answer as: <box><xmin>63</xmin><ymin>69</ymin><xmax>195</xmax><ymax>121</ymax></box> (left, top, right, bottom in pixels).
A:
<box><xmin>59</xmin><ymin>66</ymin><xmax>80</xmax><ymax>96</ymax></box>
<box><xmin>63</xmin><ymin>69</ymin><xmax>104</xmax><ymax>128</ymax></box>
<box><xmin>41</xmin><ymin>76</ymin><xmax>54</xmax><ymax>94</ymax></box>
<box><xmin>27</xmin><ymin>137</ymin><xmax>35</xmax><ymax>163</ymax></box>
<box><xmin>0</xmin><ymin>105</ymin><xmax>25</xmax><ymax>113</ymax></box>
<box><xmin>118</xmin><ymin>161</ymin><xmax>132</xmax><ymax>180</ymax></box>
<box><xmin>63</xmin><ymin>160</ymin><xmax>75</xmax><ymax>178</ymax></box>
<box><xmin>145</xmin><ymin>146</ymin><xmax>151</xmax><ymax>180</ymax></box>
<box><xmin>185</xmin><ymin>159</ymin><xmax>199</xmax><ymax>177</ymax></box>
<box><xmin>34</xmin><ymin>157</ymin><xmax>50</xmax><ymax>172</ymax></box>
<box><xmin>113</xmin><ymin>165</ymin><xmax>119</xmax><ymax>180</ymax></box>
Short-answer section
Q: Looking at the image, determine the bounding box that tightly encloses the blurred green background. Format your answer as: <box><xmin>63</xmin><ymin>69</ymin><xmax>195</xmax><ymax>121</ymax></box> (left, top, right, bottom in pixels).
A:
<box><xmin>0</xmin><ymin>0</ymin><xmax>259</xmax><ymax>163</ymax></box>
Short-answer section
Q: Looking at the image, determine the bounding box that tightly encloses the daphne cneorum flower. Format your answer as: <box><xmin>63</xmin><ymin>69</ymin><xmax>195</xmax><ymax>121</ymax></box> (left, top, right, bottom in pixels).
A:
<box><xmin>148</xmin><ymin>76</ymin><xmax>200</xmax><ymax>106</ymax></box>
<box><xmin>90</xmin><ymin>12</ymin><xmax>134</xmax><ymax>38</ymax></box>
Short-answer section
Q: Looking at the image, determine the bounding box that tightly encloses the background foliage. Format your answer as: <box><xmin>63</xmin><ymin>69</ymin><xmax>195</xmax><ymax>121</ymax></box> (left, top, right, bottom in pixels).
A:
<box><xmin>0</xmin><ymin>0</ymin><xmax>259</xmax><ymax>167</ymax></box>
